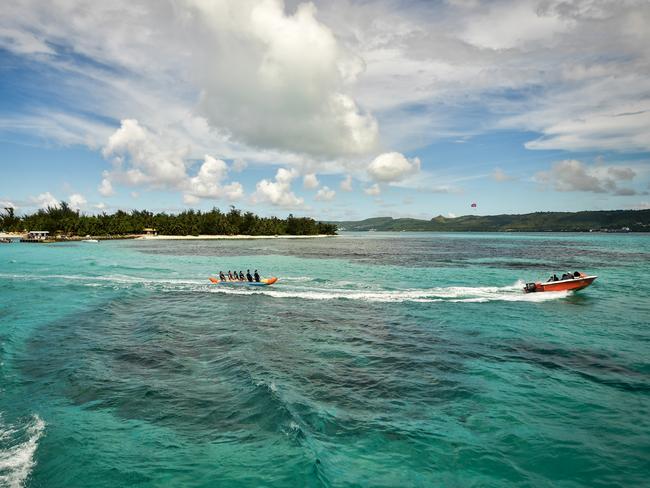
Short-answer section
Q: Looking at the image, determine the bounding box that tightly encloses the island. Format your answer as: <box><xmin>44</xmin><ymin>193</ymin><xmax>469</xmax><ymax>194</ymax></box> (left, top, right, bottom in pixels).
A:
<box><xmin>0</xmin><ymin>204</ymin><xmax>337</xmax><ymax>239</ymax></box>
<box><xmin>333</xmin><ymin>210</ymin><xmax>650</xmax><ymax>233</ymax></box>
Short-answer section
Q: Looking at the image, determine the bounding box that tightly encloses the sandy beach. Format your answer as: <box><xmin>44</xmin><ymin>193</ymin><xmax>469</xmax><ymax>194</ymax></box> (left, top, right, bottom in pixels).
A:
<box><xmin>136</xmin><ymin>234</ymin><xmax>336</xmax><ymax>240</ymax></box>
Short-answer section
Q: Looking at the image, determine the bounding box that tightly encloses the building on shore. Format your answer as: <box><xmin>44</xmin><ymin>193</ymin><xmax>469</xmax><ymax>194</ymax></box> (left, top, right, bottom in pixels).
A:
<box><xmin>21</xmin><ymin>230</ymin><xmax>52</xmax><ymax>242</ymax></box>
<box><xmin>143</xmin><ymin>228</ymin><xmax>158</xmax><ymax>236</ymax></box>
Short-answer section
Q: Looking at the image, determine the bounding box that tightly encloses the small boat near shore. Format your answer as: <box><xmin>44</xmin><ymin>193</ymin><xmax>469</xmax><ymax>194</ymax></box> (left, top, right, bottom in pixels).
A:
<box><xmin>524</xmin><ymin>273</ymin><xmax>597</xmax><ymax>293</ymax></box>
<box><xmin>209</xmin><ymin>277</ymin><xmax>278</xmax><ymax>286</ymax></box>
<box><xmin>81</xmin><ymin>239</ymin><xmax>99</xmax><ymax>243</ymax></box>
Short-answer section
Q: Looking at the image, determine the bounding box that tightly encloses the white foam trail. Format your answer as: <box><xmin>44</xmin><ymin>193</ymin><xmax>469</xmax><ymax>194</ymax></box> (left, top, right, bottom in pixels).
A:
<box><xmin>0</xmin><ymin>273</ymin><xmax>569</xmax><ymax>303</ymax></box>
<box><xmin>204</xmin><ymin>281</ymin><xmax>569</xmax><ymax>303</ymax></box>
<box><xmin>0</xmin><ymin>415</ymin><xmax>45</xmax><ymax>488</ymax></box>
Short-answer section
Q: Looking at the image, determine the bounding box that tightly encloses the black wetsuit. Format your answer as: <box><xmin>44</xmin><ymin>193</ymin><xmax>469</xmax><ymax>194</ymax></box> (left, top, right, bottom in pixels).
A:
<box><xmin>239</xmin><ymin>271</ymin><xmax>245</xmax><ymax>281</ymax></box>
<box><xmin>254</xmin><ymin>271</ymin><xmax>260</xmax><ymax>282</ymax></box>
<box><xmin>246</xmin><ymin>271</ymin><xmax>253</xmax><ymax>282</ymax></box>
<box><xmin>219</xmin><ymin>272</ymin><xmax>226</xmax><ymax>281</ymax></box>
<box><xmin>228</xmin><ymin>272</ymin><xmax>234</xmax><ymax>281</ymax></box>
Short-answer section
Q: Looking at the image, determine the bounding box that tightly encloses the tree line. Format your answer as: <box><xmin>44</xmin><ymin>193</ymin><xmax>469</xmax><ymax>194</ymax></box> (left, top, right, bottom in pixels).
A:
<box><xmin>0</xmin><ymin>203</ymin><xmax>337</xmax><ymax>236</ymax></box>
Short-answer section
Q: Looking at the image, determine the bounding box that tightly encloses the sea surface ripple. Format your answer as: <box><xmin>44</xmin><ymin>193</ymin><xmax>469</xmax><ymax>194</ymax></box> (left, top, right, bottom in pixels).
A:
<box><xmin>0</xmin><ymin>232</ymin><xmax>648</xmax><ymax>487</ymax></box>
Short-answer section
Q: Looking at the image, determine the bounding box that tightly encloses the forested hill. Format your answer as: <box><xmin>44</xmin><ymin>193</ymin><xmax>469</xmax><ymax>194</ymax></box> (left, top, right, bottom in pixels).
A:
<box><xmin>333</xmin><ymin>210</ymin><xmax>650</xmax><ymax>232</ymax></box>
<box><xmin>0</xmin><ymin>204</ymin><xmax>337</xmax><ymax>236</ymax></box>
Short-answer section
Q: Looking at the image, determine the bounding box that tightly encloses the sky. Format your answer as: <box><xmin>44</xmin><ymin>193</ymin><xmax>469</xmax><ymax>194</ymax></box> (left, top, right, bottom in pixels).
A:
<box><xmin>1</xmin><ymin>0</ymin><xmax>649</xmax><ymax>220</ymax></box>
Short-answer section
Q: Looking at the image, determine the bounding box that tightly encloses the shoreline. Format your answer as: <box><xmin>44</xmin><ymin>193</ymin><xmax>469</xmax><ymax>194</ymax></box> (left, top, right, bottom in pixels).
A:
<box><xmin>0</xmin><ymin>232</ymin><xmax>335</xmax><ymax>241</ymax></box>
<box><xmin>136</xmin><ymin>234</ymin><xmax>336</xmax><ymax>240</ymax></box>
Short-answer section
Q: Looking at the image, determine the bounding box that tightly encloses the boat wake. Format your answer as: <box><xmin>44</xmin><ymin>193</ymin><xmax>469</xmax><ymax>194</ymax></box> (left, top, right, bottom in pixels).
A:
<box><xmin>0</xmin><ymin>273</ymin><xmax>569</xmax><ymax>303</ymax></box>
<box><xmin>0</xmin><ymin>414</ymin><xmax>45</xmax><ymax>488</ymax></box>
<box><xmin>205</xmin><ymin>280</ymin><xmax>568</xmax><ymax>303</ymax></box>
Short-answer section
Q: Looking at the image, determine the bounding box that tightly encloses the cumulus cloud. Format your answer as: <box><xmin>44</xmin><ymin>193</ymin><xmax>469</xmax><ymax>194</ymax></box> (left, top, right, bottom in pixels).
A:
<box><xmin>182</xmin><ymin>0</ymin><xmax>378</xmax><ymax>157</ymax></box>
<box><xmin>364</xmin><ymin>183</ymin><xmax>381</xmax><ymax>196</ymax></box>
<box><xmin>98</xmin><ymin>175</ymin><xmax>114</xmax><ymax>197</ymax></box>
<box><xmin>303</xmin><ymin>173</ymin><xmax>320</xmax><ymax>189</ymax></box>
<box><xmin>68</xmin><ymin>193</ymin><xmax>87</xmax><ymax>210</ymax></box>
<box><xmin>535</xmin><ymin>159</ymin><xmax>638</xmax><ymax>195</ymax></box>
<box><xmin>340</xmin><ymin>174</ymin><xmax>353</xmax><ymax>192</ymax></box>
<box><xmin>101</xmin><ymin>120</ymin><xmax>243</xmax><ymax>204</ymax></box>
<box><xmin>102</xmin><ymin>119</ymin><xmax>188</xmax><ymax>187</ymax></box>
<box><xmin>2</xmin><ymin>0</ymin><xmax>650</xmax><ymax>210</ymax></box>
<box><xmin>183</xmin><ymin>155</ymin><xmax>244</xmax><ymax>204</ymax></box>
<box><xmin>367</xmin><ymin>152</ymin><xmax>421</xmax><ymax>183</ymax></box>
<box><xmin>31</xmin><ymin>192</ymin><xmax>59</xmax><ymax>209</ymax></box>
<box><xmin>315</xmin><ymin>186</ymin><xmax>336</xmax><ymax>201</ymax></box>
<box><xmin>253</xmin><ymin>168</ymin><xmax>304</xmax><ymax>209</ymax></box>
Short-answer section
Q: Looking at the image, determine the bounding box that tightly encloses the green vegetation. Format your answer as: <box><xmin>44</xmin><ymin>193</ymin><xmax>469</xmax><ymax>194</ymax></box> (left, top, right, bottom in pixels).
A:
<box><xmin>0</xmin><ymin>203</ymin><xmax>337</xmax><ymax>236</ymax></box>
<box><xmin>334</xmin><ymin>210</ymin><xmax>650</xmax><ymax>232</ymax></box>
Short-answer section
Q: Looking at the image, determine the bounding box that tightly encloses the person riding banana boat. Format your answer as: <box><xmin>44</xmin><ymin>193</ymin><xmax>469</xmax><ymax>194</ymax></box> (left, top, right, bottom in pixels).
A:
<box><xmin>209</xmin><ymin>269</ymin><xmax>277</xmax><ymax>286</ymax></box>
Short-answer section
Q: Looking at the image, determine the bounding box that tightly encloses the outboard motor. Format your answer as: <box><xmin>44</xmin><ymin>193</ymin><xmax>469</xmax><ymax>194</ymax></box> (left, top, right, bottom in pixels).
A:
<box><xmin>524</xmin><ymin>282</ymin><xmax>537</xmax><ymax>293</ymax></box>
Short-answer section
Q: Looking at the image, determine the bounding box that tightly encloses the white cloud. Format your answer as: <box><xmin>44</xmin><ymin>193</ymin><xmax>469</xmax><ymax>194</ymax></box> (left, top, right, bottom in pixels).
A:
<box><xmin>94</xmin><ymin>202</ymin><xmax>107</xmax><ymax>210</ymax></box>
<box><xmin>315</xmin><ymin>186</ymin><xmax>336</xmax><ymax>201</ymax></box>
<box><xmin>98</xmin><ymin>174</ymin><xmax>114</xmax><ymax>197</ymax></box>
<box><xmin>1</xmin><ymin>0</ymin><xmax>650</xmax><ymax>210</ymax></box>
<box><xmin>459</xmin><ymin>1</ymin><xmax>571</xmax><ymax>50</ymax></box>
<box><xmin>31</xmin><ymin>192</ymin><xmax>59</xmax><ymax>209</ymax></box>
<box><xmin>68</xmin><ymin>193</ymin><xmax>87</xmax><ymax>210</ymax></box>
<box><xmin>340</xmin><ymin>174</ymin><xmax>353</xmax><ymax>192</ymax></box>
<box><xmin>364</xmin><ymin>183</ymin><xmax>381</xmax><ymax>196</ymax></box>
<box><xmin>303</xmin><ymin>173</ymin><xmax>320</xmax><ymax>189</ymax></box>
<box><xmin>102</xmin><ymin>121</ymin><xmax>244</xmax><ymax>203</ymax></box>
<box><xmin>0</xmin><ymin>200</ymin><xmax>17</xmax><ymax>212</ymax></box>
<box><xmin>102</xmin><ymin>119</ymin><xmax>188</xmax><ymax>187</ymax></box>
<box><xmin>367</xmin><ymin>152</ymin><xmax>420</xmax><ymax>183</ymax></box>
<box><xmin>190</xmin><ymin>0</ymin><xmax>378</xmax><ymax>158</ymax></box>
<box><xmin>253</xmin><ymin>167</ymin><xmax>304</xmax><ymax>208</ymax></box>
<box><xmin>183</xmin><ymin>155</ymin><xmax>244</xmax><ymax>204</ymax></box>
<box><xmin>535</xmin><ymin>159</ymin><xmax>638</xmax><ymax>195</ymax></box>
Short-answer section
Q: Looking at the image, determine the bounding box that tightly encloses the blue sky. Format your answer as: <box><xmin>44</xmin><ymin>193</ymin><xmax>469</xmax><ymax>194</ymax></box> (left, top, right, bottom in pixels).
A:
<box><xmin>1</xmin><ymin>0</ymin><xmax>649</xmax><ymax>220</ymax></box>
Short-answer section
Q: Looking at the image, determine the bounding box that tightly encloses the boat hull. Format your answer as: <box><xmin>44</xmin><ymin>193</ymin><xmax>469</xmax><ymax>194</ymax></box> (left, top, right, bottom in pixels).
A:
<box><xmin>524</xmin><ymin>276</ymin><xmax>596</xmax><ymax>293</ymax></box>
<box><xmin>209</xmin><ymin>277</ymin><xmax>278</xmax><ymax>286</ymax></box>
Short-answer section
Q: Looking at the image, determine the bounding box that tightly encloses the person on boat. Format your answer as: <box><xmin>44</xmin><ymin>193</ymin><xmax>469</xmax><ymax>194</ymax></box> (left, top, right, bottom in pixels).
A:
<box><xmin>219</xmin><ymin>271</ymin><xmax>226</xmax><ymax>281</ymax></box>
<box><xmin>246</xmin><ymin>269</ymin><xmax>253</xmax><ymax>282</ymax></box>
<box><xmin>573</xmin><ymin>271</ymin><xmax>581</xmax><ymax>278</ymax></box>
<box><xmin>254</xmin><ymin>270</ymin><xmax>260</xmax><ymax>282</ymax></box>
<box><xmin>239</xmin><ymin>270</ymin><xmax>245</xmax><ymax>281</ymax></box>
<box><xmin>548</xmin><ymin>274</ymin><xmax>559</xmax><ymax>282</ymax></box>
<box><xmin>228</xmin><ymin>270</ymin><xmax>234</xmax><ymax>281</ymax></box>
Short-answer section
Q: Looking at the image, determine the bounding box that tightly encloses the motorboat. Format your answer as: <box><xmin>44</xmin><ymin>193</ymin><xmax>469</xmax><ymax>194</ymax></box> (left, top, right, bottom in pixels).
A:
<box><xmin>524</xmin><ymin>272</ymin><xmax>597</xmax><ymax>293</ymax></box>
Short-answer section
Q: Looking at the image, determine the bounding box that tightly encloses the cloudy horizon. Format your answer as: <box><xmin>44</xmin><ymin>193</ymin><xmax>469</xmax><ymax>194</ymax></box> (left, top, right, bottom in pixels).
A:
<box><xmin>1</xmin><ymin>0</ymin><xmax>649</xmax><ymax>219</ymax></box>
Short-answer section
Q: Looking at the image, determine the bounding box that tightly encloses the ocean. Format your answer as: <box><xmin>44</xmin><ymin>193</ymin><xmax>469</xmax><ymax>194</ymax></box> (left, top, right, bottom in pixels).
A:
<box><xmin>1</xmin><ymin>232</ymin><xmax>648</xmax><ymax>487</ymax></box>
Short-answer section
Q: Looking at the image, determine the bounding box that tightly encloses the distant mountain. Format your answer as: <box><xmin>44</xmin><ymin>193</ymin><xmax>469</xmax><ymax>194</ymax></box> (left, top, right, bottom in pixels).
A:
<box><xmin>332</xmin><ymin>210</ymin><xmax>650</xmax><ymax>232</ymax></box>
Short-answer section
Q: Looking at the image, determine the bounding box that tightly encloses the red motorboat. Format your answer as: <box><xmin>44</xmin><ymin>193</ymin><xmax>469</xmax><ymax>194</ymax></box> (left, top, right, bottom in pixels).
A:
<box><xmin>524</xmin><ymin>272</ymin><xmax>597</xmax><ymax>293</ymax></box>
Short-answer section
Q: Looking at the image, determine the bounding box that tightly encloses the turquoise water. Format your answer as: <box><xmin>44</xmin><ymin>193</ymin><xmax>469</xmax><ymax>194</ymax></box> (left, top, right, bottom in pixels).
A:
<box><xmin>1</xmin><ymin>232</ymin><xmax>648</xmax><ymax>487</ymax></box>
